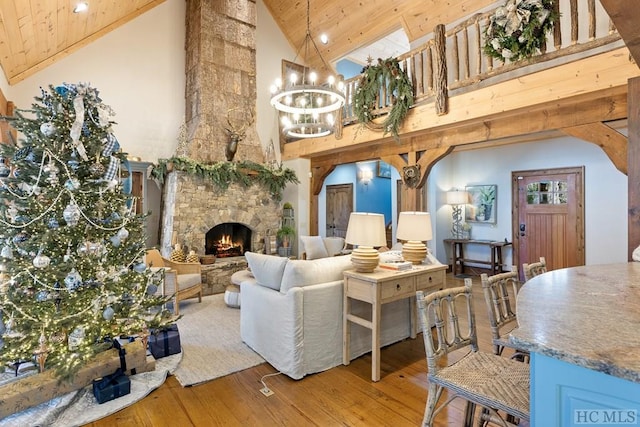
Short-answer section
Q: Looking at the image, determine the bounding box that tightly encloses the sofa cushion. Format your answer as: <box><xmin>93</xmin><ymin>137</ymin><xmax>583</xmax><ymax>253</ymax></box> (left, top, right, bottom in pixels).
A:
<box><xmin>244</xmin><ymin>252</ymin><xmax>288</xmax><ymax>291</ymax></box>
<box><xmin>280</xmin><ymin>255</ymin><xmax>353</xmax><ymax>294</ymax></box>
<box><xmin>300</xmin><ymin>235</ymin><xmax>329</xmax><ymax>260</ymax></box>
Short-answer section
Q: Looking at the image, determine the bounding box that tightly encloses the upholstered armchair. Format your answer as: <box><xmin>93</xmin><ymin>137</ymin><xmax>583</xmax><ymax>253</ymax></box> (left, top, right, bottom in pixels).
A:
<box><xmin>145</xmin><ymin>249</ymin><xmax>203</xmax><ymax>315</ymax></box>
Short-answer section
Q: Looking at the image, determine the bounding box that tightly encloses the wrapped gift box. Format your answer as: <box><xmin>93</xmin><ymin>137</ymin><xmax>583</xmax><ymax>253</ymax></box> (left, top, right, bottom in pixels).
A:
<box><xmin>148</xmin><ymin>324</ymin><xmax>181</xmax><ymax>359</ymax></box>
<box><xmin>0</xmin><ymin>340</ymin><xmax>146</xmax><ymax>419</ymax></box>
<box><xmin>93</xmin><ymin>369</ymin><xmax>131</xmax><ymax>404</ymax></box>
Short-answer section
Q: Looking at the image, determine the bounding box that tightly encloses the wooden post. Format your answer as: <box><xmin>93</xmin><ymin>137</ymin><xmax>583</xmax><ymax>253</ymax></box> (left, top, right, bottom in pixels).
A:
<box><xmin>433</xmin><ymin>24</ymin><xmax>448</xmax><ymax>116</ymax></box>
<box><xmin>628</xmin><ymin>77</ymin><xmax>640</xmax><ymax>260</ymax></box>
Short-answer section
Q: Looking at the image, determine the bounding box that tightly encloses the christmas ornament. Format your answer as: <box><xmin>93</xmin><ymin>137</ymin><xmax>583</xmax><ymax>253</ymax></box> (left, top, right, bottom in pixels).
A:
<box><xmin>68</xmin><ymin>327</ymin><xmax>85</xmax><ymax>351</ymax></box>
<box><xmin>12</xmin><ymin>232</ymin><xmax>29</xmax><ymax>244</ymax></box>
<box><xmin>77</xmin><ymin>240</ymin><xmax>104</xmax><ymax>258</ymax></box>
<box><xmin>109</xmin><ymin>234</ymin><xmax>121</xmax><ymax>247</ymax></box>
<box><xmin>32</xmin><ymin>251</ymin><xmax>51</xmax><ymax>268</ymax></box>
<box><xmin>89</xmin><ymin>161</ymin><xmax>105</xmax><ymax>178</ymax></box>
<box><xmin>96</xmin><ymin>269</ymin><xmax>108</xmax><ymax>281</ymax></box>
<box><xmin>68</xmin><ymin>151</ymin><xmax>79</xmax><ymax>171</ymax></box>
<box><xmin>117</xmin><ymin>227</ymin><xmax>129</xmax><ymax>240</ymax></box>
<box><xmin>1</xmin><ymin>245</ymin><xmax>13</xmax><ymax>259</ymax></box>
<box><xmin>47</xmin><ymin>218</ymin><xmax>59</xmax><ymax>229</ymax></box>
<box><xmin>102</xmin><ymin>306</ymin><xmax>115</xmax><ymax>321</ymax></box>
<box><xmin>40</xmin><ymin>122</ymin><xmax>57</xmax><ymax>137</ymax></box>
<box><xmin>50</xmin><ymin>331</ymin><xmax>66</xmax><ymax>344</ymax></box>
<box><xmin>0</xmin><ymin>157</ymin><xmax>9</xmax><ymax>177</ymax></box>
<box><xmin>64</xmin><ymin>178</ymin><xmax>80</xmax><ymax>191</ymax></box>
<box><xmin>36</xmin><ymin>290</ymin><xmax>49</xmax><ymax>302</ymax></box>
<box><xmin>43</xmin><ymin>162</ymin><xmax>59</xmax><ymax>185</ymax></box>
<box><xmin>34</xmin><ymin>330</ymin><xmax>49</xmax><ymax>372</ymax></box>
<box><xmin>146</xmin><ymin>284</ymin><xmax>158</xmax><ymax>295</ymax></box>
<box><xmin>133</xmin><ymin>262</ymin><xmax>147</xmax><ymax>274</ymax></box>
<box><xmin>64</xmin><ymin>268</ymin><xmax>83</xmax><ymax>291</ymax></box>
<box><xmin>63</xmin><ymin>203</ymin><xmax>81</xmax><ymax>226</ymax></box>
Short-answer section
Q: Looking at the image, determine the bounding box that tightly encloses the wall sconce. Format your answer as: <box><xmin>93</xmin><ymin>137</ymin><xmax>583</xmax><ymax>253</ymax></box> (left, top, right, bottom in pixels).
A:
<box><xmin>357</xmin><ymin>168</ymin><xmax>373</xmax><ymax>185</ymax></box>
<box><xmin>446</xmin><ymin>189</ymin><xmax>469</xmax><ymax>239</ymax></box>
<box><xmin>396</xmin><ymin>211</ymin><xmax>433</xmax><ymax>264</ymax></box>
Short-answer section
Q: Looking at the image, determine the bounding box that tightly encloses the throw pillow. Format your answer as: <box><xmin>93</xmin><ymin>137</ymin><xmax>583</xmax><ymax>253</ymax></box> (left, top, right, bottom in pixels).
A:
<box><xmin>300</xmin><ymin>235</ymin><xmax>329</xmax><ymax>260</ymax></box>
<box><xmin>244</xmin><ymin>252</ymin><xmax>288</xmax><ymax>291</ymax></box>
<box><xmin>323</xmin><ymin>237</ymin><xmax>345</xmax><ymax>256</ymax></box>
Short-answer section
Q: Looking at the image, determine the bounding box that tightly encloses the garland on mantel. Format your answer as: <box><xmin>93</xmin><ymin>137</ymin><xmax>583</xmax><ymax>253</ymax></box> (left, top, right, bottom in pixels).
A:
<box><xmin>352</xmin><ymin>57</ymin><xmax>414</xmax><ymax>141</ymax></box>
<box><xmin>150</xmin><ymin>157</ymin><xmax>299</xmax><ymax>201</ymax></box>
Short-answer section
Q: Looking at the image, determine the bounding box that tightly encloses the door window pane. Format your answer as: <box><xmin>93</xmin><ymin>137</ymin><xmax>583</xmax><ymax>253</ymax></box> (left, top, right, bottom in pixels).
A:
<box><xmin>526</xmin><ymin>180</ymin><xmax>567</xmax><ymax>205</ymax></box>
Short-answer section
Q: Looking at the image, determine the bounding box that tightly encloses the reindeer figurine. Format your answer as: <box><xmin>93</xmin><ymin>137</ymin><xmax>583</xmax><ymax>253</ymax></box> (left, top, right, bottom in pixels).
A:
<box><xmin>224</xmin><ymin>108</ymin><xmax>254</xmax><ymax>161</ymax></box>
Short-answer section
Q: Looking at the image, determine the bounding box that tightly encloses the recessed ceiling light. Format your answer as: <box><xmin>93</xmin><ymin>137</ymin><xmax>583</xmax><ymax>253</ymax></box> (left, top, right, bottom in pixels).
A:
<box><xmin>73</xmin><ymin>2</ymin><xmax>89</xmax><ymax>13</ymax></box>
<box><xmin>320</xmin><ymin>34</ymin><xmax>329</xmax><ymax>44</ymax></box>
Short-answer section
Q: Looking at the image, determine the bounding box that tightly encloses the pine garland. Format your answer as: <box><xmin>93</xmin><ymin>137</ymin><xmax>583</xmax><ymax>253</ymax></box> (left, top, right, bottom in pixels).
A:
<box><xmin>150</xmin><ymin>157</ymin><xmax>299</xmax><ymax>201</ymax></box>
<box><xmin>483</xmin><ymin>0</ymin><xmax>559</xmax><ymax>62</ymax></box>
<box><xmin>352</xmin><ymin>57</ymin><xmax>414</xmax><ymax>141</ymax></box>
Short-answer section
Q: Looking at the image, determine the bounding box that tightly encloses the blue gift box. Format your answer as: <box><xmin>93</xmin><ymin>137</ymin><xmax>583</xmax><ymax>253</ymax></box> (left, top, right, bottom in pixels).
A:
<box><xmin>92</xmin><ymin>369</ymin><xmax>131</xmax><ymax>404</ymax></box>
<box><xmin>148</xmin><ymin>324</ymin><xmax>181</xmax><ymax>359</ymax></box>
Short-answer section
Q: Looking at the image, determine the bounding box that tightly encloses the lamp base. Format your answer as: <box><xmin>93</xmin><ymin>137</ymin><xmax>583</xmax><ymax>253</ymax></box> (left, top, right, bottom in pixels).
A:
<box><xmin>350</xmin><ymin>247</ymin><xmax>380</xmax><ymax>273</ymax></box>
<box><xmin>402</xmin><ymin>241</ymin><xmax>427</xmax><ymax>265</ymax></box>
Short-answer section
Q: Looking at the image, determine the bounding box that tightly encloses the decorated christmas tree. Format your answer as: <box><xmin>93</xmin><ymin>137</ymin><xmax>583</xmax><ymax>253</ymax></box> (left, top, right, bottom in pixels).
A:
<box><xmin>0</xmin><ymin>83</ymin><xmax>170</xmax><ymax>379</ymax></box>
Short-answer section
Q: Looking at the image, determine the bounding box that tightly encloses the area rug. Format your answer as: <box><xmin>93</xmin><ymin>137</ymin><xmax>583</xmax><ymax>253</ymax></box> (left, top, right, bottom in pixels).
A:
<box><xmin>173</xmin><ymin>294</ymin><xmax>265</xmax><ymax>387</ymax></box>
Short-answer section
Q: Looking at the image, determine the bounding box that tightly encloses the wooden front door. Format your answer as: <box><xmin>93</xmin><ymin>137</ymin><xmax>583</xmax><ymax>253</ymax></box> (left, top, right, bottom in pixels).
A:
<box><xmin>512</xmin><ymin>167</ymin><xmax>585</xmax><ymax>277</ymax></box>
<box><xmin>326</xmin><ymin>184</ymin><xmax>353</xmax><ymax>238</ymax></box>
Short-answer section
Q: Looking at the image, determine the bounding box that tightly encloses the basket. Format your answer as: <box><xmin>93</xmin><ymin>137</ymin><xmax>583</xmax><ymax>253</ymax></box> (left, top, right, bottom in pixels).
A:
<box><xmin>199</xmin><ymin>255</ymin><xmax>217</xmax><ymax>265</ymax></box>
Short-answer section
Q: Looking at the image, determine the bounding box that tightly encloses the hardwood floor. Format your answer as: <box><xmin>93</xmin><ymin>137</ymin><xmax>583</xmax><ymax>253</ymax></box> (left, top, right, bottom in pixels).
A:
<box><xmin>85</xmin><ymin>273</ymin><xmax>519</xmax><ymax>427</ymax></box>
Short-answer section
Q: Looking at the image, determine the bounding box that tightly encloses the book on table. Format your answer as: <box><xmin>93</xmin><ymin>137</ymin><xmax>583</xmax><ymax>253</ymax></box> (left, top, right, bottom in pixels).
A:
<box><xmin>379</xmin><ymin>261</ymin><xmax>413</xmax><ymax>271</ymax></box>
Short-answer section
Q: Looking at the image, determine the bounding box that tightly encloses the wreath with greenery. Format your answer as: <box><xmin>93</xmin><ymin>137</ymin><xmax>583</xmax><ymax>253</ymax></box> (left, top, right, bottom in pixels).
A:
<box><xmin>150</xmin><ymin>156</ymin><xmax>299</xmax><ymax>201</ymax></box>
<box><xmin>483</xmin><ymin>0</ymin><xmax>559</xmax><ymax>63</ymax></box>
<box><xmin>352</xmin><ymin>57</ymin><xmax>414</xmax><ymax>141</ymax></box>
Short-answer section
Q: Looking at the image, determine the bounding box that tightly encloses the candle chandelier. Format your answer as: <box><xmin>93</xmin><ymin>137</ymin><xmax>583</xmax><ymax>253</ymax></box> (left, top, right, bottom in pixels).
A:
<box><xmin>269</xmin><ymin>0</ymin><xmax>346</xmax><ymax>140</ymax></box>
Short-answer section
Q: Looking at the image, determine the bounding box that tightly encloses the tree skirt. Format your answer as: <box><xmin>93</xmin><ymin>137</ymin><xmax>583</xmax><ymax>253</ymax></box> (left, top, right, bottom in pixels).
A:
<box><xmin>0</xmin><ymin>353</ymin><xmax>181</xmax><ymax>426</ymax></box>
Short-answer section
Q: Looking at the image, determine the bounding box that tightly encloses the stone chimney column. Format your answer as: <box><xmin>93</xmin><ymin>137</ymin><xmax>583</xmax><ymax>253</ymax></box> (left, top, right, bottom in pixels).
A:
<box><xmin>185</xmin><ymin>0</ymin><xmax>263</xmax><ymax>163</ymax></box>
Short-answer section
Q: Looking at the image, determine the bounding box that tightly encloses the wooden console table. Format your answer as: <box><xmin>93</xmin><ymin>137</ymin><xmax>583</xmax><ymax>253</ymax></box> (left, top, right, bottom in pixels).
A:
<box><xmin>342</xmin><ymin>263</ymin><xmax>447</xmax><ymax>381</ymax></box>
<box><xmin>444</xmin><ymin>238</ymin><xmax>512</xmax><ymax>276</ymax></box>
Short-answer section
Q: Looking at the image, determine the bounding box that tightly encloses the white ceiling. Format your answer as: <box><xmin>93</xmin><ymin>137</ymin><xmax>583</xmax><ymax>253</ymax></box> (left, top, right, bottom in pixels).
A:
<box><xmin>339</xmin><ymin>28</ymin><xmax>410</xmax><ymax>66</ymax></box>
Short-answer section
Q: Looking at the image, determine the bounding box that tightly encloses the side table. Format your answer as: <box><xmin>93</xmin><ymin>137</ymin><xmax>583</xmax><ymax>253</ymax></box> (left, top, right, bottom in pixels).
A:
<box><xmin>342</xmin><ymin>263</ymin><xmax>447</xmax><ymax>381</ymax></box>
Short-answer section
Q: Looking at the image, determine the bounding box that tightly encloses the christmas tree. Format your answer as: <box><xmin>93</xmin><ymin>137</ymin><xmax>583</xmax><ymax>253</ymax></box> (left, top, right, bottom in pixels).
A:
<box><xmin>0</xmin><ymin>83</ymin><xmax>171</xmax><ymax>379</ymax></box>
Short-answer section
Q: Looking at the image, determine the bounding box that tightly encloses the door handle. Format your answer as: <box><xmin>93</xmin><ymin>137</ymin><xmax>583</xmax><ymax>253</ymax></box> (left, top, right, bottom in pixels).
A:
<box><xmin>519</xmin><ymin>223</ymin><xmax>526</xmax><ymax>236</ymax></box>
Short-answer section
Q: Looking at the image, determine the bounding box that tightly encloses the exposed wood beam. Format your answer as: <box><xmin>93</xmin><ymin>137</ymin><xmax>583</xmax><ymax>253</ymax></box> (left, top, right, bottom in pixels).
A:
<box><xmin>628</xmin><ymin>78</ymin><xmax>640</xmax><ymax>261</ymax></box>
<box><xmin>600</xmin><ymin>0</ymin><xmax>640</xmax><ymax>66</ymax></box>
<box><xmin>561</xmin><ymin>122</ymin><xmax>628</xmax><ymax>175</ymax></box>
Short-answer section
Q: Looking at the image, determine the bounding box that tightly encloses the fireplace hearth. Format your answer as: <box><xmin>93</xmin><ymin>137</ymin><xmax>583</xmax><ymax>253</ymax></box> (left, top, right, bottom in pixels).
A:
<box><xmin>206</xmin><ymin>223</ymin><xmax>251</xmax><ymax>257</ymax></box>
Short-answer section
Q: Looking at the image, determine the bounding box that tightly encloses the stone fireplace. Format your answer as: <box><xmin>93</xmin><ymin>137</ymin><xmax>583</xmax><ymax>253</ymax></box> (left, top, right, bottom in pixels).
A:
<box><xmin>158</xmin><ymin>0</ymin><xmax>283</xmax><ymax>295</ymax></box>
<box><xmin>206</xmin><ymin>222</ymin><xmax>251</xmax><ymax>257</ymax></box>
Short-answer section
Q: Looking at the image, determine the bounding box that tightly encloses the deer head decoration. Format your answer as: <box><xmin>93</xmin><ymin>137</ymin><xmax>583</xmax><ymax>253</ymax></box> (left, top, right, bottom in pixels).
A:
<box><xmin>224</xmin><ymin>108</ymin><xmax>254</xmax><ymax>161</ymax></box>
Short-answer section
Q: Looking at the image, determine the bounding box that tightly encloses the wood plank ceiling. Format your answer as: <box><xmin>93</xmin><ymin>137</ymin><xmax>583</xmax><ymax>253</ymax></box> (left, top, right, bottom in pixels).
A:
<box><xmin>0</xmin><ymin>0</ymin><xmax>499</xmax><ymax>85</ymax></box>
<box><xmin>0</xmin><ymin>0</ymin><xmax>165</xmax><ymax>85</ymax></box>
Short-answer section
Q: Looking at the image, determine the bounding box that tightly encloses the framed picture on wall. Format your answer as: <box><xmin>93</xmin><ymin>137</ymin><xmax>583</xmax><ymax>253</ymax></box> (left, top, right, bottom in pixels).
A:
<box><xmin>465</xmin><ymin>184</ymin><xmax>497</xmax><ymax>224</ymax></box>
<box><xmin>377</xmin><ymin>161</ymin><xmax>391</xmax><ymax>178</ymax></box>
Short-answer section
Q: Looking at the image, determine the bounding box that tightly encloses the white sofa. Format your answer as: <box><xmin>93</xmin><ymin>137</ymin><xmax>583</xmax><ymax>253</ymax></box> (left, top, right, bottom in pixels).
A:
<box><xmin>239</xmin><ymin>252</ymin><xmax>412</xmax><ymax>380</ymax></box>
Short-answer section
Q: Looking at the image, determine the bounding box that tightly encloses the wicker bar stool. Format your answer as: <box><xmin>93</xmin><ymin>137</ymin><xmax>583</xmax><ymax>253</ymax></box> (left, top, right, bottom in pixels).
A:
<box><xmin>417</xmin><ymin>279</ymin><xmax>529</xmax><ymax>426</ymax></box>
<box><xmin>522</xmin><ymin>257</ymin><xmax>547</xmax><ymax>282</ymax></box>
<box><xmin>480</xmin><ymin>267</ymin><xmax>528</xmax><ymax>361</ymax></box>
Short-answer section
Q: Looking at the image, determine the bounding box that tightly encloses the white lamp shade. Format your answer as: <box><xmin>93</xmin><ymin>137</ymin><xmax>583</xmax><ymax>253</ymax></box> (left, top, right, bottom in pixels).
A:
<box><xmin>396</xmin><ymin>211</ymin><xmax>433</xmax><ymax>242</ymax></box>
<box><xmin>345</xmin><ymin>212</ymin><xmax>386</xmax><ymax>247</ymax></box>
<box><xmin>446</xmin><ymin>190</ymin><xmax>468</xmax><ymax>205</ymax></box>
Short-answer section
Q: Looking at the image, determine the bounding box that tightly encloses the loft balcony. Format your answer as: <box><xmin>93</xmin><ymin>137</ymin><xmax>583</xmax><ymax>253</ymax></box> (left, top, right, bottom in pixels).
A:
<box><xmin>282</xmin><ymin>0</ymin><xmax>637</xmax><ymax>175</ymax></box>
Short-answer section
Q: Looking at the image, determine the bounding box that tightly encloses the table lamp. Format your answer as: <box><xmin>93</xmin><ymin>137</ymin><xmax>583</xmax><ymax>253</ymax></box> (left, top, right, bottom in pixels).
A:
<box><xmin>344</xmin><ymin>212</ymin><xmax>386</xmax><ymax>273</ymax></box>
<box><xmin>446</xmin><ymin>189</ymin><xmax>468</xmax><ymax>239</ymax></box>
<box><xmin>396</xmin><ymin>211</ymin><xmax>433</xmax><ymax>264</ymax></box>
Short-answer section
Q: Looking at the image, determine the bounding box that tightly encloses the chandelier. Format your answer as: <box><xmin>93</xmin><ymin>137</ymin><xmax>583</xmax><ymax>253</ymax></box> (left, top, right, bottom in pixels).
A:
<box><xmin>269</xmin><ymin>0</ymin><xmax>346</xmax><ymax>139</ymax></box>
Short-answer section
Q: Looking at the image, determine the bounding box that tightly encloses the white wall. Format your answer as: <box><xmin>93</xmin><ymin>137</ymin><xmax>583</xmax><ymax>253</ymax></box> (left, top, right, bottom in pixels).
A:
<box><xmin>2</xmin><ymin>1</ymin><xmax>186</xmax><ymax>163</ymax></box>
<box><xmin>430</xmin><ymin>136</ymin><xmax>628</xmax><ymax>266</ymax></box>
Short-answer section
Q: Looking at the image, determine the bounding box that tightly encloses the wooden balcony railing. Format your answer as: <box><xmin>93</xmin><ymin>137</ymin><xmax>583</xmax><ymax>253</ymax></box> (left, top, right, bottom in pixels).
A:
<box><xmin>340</xmin><ymin>0</ymin><xmax>622</xmax><ymax>127</ymax></box>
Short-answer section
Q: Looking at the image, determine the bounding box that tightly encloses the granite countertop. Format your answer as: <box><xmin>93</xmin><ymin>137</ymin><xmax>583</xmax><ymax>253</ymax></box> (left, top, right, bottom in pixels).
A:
<box><xmin>510</xmin><ymin>262</ymin><xmax>640</xmax><ymax>384</ymax></box>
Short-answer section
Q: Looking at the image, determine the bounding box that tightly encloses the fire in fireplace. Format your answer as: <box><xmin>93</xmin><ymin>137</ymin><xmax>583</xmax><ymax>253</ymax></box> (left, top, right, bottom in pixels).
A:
<box><xmin>205</xmin><ymin>223</ymin><xmax>251</xmax><ymax>257</ymax></box>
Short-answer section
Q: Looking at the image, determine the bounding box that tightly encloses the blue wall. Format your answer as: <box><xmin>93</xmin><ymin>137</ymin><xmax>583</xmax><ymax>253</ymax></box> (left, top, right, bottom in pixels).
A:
<box><xmin>355</xmin><ymin>161</ymin><xmax>392</xmax><ymax>225</ymax></box>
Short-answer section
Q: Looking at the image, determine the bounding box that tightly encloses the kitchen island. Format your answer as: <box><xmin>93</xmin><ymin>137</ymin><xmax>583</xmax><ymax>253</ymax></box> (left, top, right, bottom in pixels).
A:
<box><xmin>511</xmin><ymin>262</ymin><xmax>640</xmax><ymax>426</ymax></box>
